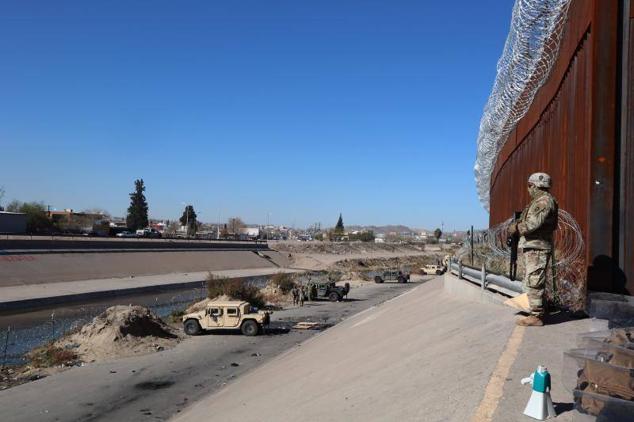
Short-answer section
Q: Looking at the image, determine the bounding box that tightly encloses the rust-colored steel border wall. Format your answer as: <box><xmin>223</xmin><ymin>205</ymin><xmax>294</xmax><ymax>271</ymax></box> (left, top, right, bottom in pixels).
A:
<box><xmin>620</xmin><ymin>1</ymin><xmax>634</xmax><ymax>293</ymax></box>
<box><xmin>489</xmin><ymin>0</ymin><xmax>632</xmax><ymax>293</ymax></box>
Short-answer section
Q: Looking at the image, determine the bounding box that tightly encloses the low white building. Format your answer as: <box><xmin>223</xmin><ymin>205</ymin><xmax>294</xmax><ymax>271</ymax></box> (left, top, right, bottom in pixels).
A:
<box><xmin>240</xmin><ymin>227</ymin><xmax>260</xmax><ymax>239</ymax></box>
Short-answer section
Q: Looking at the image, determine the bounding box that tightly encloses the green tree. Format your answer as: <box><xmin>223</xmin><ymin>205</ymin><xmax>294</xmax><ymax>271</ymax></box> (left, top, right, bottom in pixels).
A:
<box><xmin>358</xmin><ymin>230</ymin><xmax>375</xmax><ymax>242</ymax></box>
<box><xmin>434</xmin><ymin>228</ymin><xmax>442</xmax><ymax>241</ymax></box>
<box><xmin>22</xmin><ymin>202</ymin><xmax>54</xmax><ymax>233</ymax></box>
<box><xmin>179</xmin><ymin>205</ymin><xmax>198</xmax><ymax>236</ymax></box>
<box><xmin>7</xmin><ymin>201</ymin><xmax>54</xmax><ymax>233</ymax></box>
<box><xmin>126</xmin><ymin>179</ymin><xmax>149</xmax><ymax>230</ymax></box>
<box><xmin>334</xmin><ymin>213</ymin><xmax>344</xmax><ymax>234</ymax></box>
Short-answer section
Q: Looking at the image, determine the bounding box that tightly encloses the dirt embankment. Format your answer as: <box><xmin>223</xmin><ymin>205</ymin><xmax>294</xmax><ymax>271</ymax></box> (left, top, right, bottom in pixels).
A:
<box><xmin>0</xmin><ymin>250</ymin><xmax>289</xmax><ymax>287</ymax></box>
<box><xmin>271</xmin><ymin>241</ymin><xmax>452</xmax><ymax>272</ymax></box>
<box><xmin>271</xmin><ymin>241</ymin><xmax>426</xmax><ymax>255</ymax></box>
<box><xmin>329</xmin><ymin>255</ymin><xmax>445</xmax><ymax>281</ymax></box>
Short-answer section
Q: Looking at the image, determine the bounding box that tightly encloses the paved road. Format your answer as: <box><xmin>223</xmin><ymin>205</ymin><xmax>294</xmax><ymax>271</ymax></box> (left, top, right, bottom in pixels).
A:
<box><xmin>173</xmin><ymin>276</ymin><xmax>518</xmax><ymax>422</ymax></box>
<box><xmin>173</xmin><ymin>275</ymin><xmax>602</xmax><ymax>422</ymax></box>
<box><xmin>0</xmin><ymin>279</ymin><xmax>426</xmax><ymax>421</ymax></box>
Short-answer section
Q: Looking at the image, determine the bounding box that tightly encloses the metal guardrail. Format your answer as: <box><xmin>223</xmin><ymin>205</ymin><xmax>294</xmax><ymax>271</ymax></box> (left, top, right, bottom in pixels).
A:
<box><xmin>449</xmin><ymin>261</ymin><xmax>523</xmax><ymax>295</ymax></box>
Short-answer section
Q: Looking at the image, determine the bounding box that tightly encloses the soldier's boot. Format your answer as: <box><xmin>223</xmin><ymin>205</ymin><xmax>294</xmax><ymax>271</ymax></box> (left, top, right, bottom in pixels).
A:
<box><xmin>516</xmin><ymin>315</ymin><xmax>544</xmax><ymax>326</ymax></box>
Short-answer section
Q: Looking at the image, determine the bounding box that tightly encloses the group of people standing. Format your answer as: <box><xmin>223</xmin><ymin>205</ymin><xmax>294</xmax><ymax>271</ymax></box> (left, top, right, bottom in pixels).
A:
<box><xmin>291</xmin><ymin>285</ymin><xmax>305</xmax><ymax>307</ymax></box>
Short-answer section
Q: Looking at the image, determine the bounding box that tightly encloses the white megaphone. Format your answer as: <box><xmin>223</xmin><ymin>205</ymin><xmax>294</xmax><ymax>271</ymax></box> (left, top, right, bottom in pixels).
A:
<box><xmin>520</xmin><ymin>366</ymin><xmax>556</xmax><ymax>420</ymax></box>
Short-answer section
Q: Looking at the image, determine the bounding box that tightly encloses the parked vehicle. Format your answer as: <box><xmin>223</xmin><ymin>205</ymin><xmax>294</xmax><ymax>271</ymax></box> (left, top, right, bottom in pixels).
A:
<box><xmin>303</xmin><ymin>281</ymin><xmax>350</xmax><ymax>302</ymax></box>
<box><xmin>421</xmin><ymin>264</ymin><xmax>446</xmax><ymax>275</ymax></box>
<box><xmin>136</xmin><ymin>228</ymin><xmax>162</xmax><ymax>238</ymax></box>
<box><xmin>182</xmin><ymin>301</ymin><xmax>271</xmax><ymax>336</ymax></box>
<box><xmin>374</xmin><ymin>269</ymin><xmax>410</xmax><ymax>284</ymax></box>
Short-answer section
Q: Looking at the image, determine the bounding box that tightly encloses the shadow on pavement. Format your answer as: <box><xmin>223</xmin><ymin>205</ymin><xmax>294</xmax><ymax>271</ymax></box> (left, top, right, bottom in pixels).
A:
<box><xmin>553</xmin><ymin>402</ymin><xmax>574</xmax><ymax>415</ymax></box>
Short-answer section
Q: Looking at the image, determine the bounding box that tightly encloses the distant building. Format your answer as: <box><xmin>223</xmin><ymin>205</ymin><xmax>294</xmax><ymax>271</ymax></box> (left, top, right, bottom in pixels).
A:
<box><xmin>239</xmin><ymin>227</ymin><xmax>260</xmax><ymax>240</ymax></box>
<box><xmin>49</xmin><ymin>208</ymin><xmax>107</xmax><ymax>233</ymax></box>
<box><xmin>150</xmin><ymin>221</ymin><xmax>167</xmax><ymax>233</ymax></box>
<box><xmin>0</xmin><ymin>211</ymin><xmax>27</xmax><ymax>234</ymax></box>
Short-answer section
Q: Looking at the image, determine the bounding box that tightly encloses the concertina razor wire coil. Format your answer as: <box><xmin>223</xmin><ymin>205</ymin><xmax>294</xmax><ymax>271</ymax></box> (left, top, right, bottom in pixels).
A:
<box><xmin>474</xmin><ymin>0</ymin><xmax>572</xmax><ymax>211</ymax></box>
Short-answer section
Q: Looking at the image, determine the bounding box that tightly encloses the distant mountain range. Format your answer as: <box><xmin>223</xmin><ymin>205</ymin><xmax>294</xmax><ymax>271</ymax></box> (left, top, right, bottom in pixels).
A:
<box><xmin>345</xmin><ymin>225</ymin><xmax>426</xmax><ymax>235</ymax></box>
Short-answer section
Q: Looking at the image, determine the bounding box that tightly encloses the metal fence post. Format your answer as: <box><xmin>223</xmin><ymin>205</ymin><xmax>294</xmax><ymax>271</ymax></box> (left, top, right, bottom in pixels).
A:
<box><xmin>458</xmin><ymin>261</ymin><xmax>463</xmax><ymax>279</ymax></box>
<box><xmin>481</xmin><ymin>263</ymin><xmax>486</xmax><ymax>292</ymax></box>
<box><xmin>470</xmin><ymin>225</ymin><xmax>474</xmax><ymax>266</ymax></box>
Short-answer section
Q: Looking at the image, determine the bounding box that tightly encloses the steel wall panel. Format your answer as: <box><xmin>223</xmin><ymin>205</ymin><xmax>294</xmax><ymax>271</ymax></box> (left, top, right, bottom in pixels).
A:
<box><xmin>488</xmin><ymin>0</ymin><xmax>629</xmax><ymax>293</ymax></box>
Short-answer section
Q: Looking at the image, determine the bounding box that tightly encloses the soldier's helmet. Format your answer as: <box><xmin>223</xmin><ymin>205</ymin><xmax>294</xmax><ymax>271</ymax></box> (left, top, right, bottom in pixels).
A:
<box><xmin>528</xmin><ymin>172</ymin><xmax>551</xmax><ymax>189</ymax></box>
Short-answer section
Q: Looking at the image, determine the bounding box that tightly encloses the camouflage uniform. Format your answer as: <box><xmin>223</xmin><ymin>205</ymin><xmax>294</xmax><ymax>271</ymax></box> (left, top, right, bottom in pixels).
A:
<box><xmin>517</xmin><ymin>190</ymin><xmax>558</xmax><ymax>317</ymax></box>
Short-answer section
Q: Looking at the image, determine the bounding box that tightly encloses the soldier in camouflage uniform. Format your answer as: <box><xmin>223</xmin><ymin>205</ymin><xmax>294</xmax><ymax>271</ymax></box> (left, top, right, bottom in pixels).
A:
<box><xmin>509</xmin><ymin>172</ymin><xmax>559</xmax><ymax>326</ymax></box>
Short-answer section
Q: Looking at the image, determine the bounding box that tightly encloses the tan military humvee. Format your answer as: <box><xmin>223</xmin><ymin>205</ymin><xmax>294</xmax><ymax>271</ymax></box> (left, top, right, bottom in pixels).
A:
<box><xmin>421</xmin><ymin>264</ymin><xmax>446</xmax><ymax>275</ymax></box>
<box><xmin>182</xmin><ymin>300</ymin><xmax>271</xmax><ymax>336</ymax></box>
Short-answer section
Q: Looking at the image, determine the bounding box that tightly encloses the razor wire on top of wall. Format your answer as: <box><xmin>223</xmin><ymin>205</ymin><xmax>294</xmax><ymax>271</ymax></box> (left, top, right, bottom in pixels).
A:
<box><xmin>474</xmin><ymin>0</ymin><xmax>572</xmax><ymax>211</ymax></box>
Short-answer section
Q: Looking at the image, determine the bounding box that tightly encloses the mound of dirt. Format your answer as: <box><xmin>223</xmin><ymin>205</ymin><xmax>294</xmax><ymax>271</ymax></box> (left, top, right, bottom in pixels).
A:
<box><xmin>56</xmin><ymin>305</ymin><xmax>180</xmax><ymax>363</ymax></box>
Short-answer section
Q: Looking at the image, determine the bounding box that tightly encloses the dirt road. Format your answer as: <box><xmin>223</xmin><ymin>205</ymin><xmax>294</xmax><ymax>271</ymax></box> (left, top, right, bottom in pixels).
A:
<box><xmin>0</xmin><ymin>279</ymin><xmax>426</xmax><ymax>421</ymax></box>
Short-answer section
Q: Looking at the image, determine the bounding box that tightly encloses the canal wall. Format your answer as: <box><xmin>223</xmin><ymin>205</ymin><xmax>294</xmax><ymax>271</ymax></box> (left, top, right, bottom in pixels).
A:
<box><xmin>0</xmin><ymin>250</ymin><xmax>291</xmax><ymax>287</ymax></box>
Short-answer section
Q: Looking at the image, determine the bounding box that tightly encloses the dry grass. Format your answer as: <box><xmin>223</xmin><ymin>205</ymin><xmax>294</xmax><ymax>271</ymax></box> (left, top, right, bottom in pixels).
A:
<box><xmin>206</xmin><ymin>274</ymin><xmax>266</xmax><ymax>309</ymax></box>
<box><xmin>269</xmin><ymin>273</ymin><xmax>296</xmax><ymax>294</ymax></box>
<box><xmin>28</xmin><ymin>343</ymin><xmax>78</xmax><ymax>368</ymax></box>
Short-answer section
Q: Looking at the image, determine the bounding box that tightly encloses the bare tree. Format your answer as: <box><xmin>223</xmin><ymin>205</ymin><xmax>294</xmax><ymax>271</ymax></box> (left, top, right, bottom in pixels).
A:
<box><xmin>165</xmin><ymin>221</ymin><xmax>180</xmax><ymax>235</ymax></box>
<box><xmin>227</xmin><ymin>217</ymin><xmax>245</xmax><ymax>235</ymax></box>
<box><xmin>5</xmin><ymin>200</ymin><xmax>21</xmax><ymax>213</ymax></box>
<box><xmin>83</xmin><ymin>208</ymin><xmax>111</xmax><ymax>218</ymax></box>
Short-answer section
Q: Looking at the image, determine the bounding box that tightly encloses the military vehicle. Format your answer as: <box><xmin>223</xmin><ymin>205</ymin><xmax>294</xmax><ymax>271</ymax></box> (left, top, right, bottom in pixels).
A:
<box><xmin>182</xmin><ymin>300</ymin><xmax>271</xmax><ymax>336</ymax></box>
<box><xmin>373</xmin><ymin>269</ymin><xmax>410</xmax><ymax>284</ymax></box>
<box><xmin>303</xmin><ymin>281</ymin><xmax>350</xmax><ymax>302</ymax></box>
<box><xmin>421</xmin><ymin>264</ymin><xmax>446</xmax><ymax>275</ymax></box>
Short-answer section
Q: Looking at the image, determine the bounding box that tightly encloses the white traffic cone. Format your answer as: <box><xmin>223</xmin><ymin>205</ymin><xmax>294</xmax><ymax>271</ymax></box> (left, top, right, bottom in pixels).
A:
<box><xmin>520</xmin><ymin>366</ymin><xmax>556</xmax><ymax>420</ymax></box>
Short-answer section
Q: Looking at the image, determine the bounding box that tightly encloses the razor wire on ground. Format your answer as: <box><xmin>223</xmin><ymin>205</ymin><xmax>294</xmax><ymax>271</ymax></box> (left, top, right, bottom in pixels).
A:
<box><xmin>474</xmin><ymin>0</ymin><xmax>573</xmax><ymax>210</ymax></box>
<box><xmin>455</xmin><ymin>209</ymin><xmax>585</xmax><ymax>312</ymax></box>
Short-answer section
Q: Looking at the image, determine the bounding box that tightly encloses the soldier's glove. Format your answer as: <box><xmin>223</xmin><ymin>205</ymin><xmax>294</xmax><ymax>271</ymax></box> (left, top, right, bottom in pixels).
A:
<box><xmin>508</xmin><ymin>222</ymin><xmax>518</xmax><ymax>236</ymax></box>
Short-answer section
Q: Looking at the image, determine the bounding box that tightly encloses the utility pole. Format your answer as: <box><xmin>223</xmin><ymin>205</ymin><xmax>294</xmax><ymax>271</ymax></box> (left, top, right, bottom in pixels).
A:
<box><xmin>470</xmin><ymin>225</ymin><xmax>474</xmax><ymax>266</ymax></box>
<box><xmin>266</xmin><ymin>212</ymin><xmax>270</xmax><ymax>241</ymax></box>
<box><xmin>217</xmin><ymin>208</ymin><xmax>221</xmax><ymax>239</ymax></box>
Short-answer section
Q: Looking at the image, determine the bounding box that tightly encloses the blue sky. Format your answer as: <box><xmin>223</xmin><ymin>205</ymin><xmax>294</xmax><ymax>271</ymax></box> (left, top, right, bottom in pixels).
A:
<box><xmin>0</xmin><ymin>1</ymin><xmax>513</xmax><ymax>230</ymax></box>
